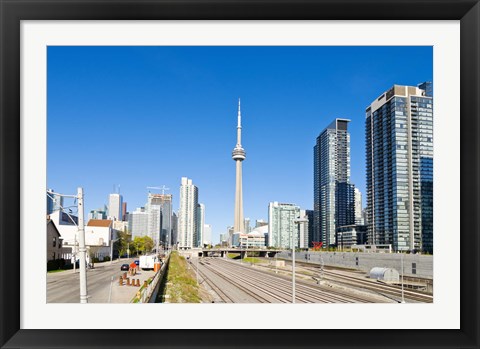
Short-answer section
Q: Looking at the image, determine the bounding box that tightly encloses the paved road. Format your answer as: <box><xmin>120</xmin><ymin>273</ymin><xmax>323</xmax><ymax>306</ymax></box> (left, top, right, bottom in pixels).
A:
<box><xmin>47</xmin><ymin>259</ymin><xmax>146</xmax><ymax>303</ymax></box>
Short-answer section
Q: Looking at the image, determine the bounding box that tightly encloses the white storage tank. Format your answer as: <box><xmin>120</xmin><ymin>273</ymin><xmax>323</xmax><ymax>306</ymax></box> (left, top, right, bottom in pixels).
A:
<box><xmin>369</xmin><ymin>267</ymin><xmax>400</xmax><ymax>283</ymax></box>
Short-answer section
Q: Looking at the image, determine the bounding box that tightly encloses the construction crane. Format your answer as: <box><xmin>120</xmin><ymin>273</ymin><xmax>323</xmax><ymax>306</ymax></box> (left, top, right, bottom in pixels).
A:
<box><xmin>146</xmin><ymin>185</ymin><xmax>170</xmax><ymax>195</ymax></box>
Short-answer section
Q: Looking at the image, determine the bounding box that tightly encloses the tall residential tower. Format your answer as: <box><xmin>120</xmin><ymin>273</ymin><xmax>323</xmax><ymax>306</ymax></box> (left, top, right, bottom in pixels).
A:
<box><xmin>365</xmin><ymin>83</ymin><xmax>433</xmax><ymax>252</ymax></box>
<box><xmin>232</xmin><ymin>99</ymin><xmax>246</xmax><ymax>233</ymax></box>
<box><xmin>314</xmin><ymin>119</ymin><xmax>355</xmax><ymax>247</ymax></box>
<box><xmin>178</xmin><ymin>177</ymin><xmax>199</xmax><ymax>249</ymax></box>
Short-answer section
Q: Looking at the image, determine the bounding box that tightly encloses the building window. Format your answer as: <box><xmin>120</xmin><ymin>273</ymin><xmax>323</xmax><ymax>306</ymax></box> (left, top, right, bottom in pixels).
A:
<box><xmin>52</xmin><ymin>237</ymin><xmax>56</xmax><ymax>247</ymax></box>
<box><xmin>412</xmin><ymin>262</ymin><xmax>417</xmax><ymax>275</ymax></box>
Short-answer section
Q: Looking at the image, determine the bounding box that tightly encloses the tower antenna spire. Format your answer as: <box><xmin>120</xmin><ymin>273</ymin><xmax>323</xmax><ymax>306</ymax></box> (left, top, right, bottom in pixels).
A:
<box><xmin>238</xmin><ymin>98</ymin><xmax>241</xmax><ymax>128</ymax></box>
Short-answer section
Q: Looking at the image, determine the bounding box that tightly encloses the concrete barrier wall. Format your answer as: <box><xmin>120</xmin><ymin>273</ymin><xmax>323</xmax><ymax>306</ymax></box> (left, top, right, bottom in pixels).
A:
<box><xmin>278</xmin><ymin>251</ymin><xmax>433</xmax><ymax>279</ymax></box>
<box><xmin>147</xmin><ymin>255</ymin><xmax>170</xmax><ymax>303</ymax></box>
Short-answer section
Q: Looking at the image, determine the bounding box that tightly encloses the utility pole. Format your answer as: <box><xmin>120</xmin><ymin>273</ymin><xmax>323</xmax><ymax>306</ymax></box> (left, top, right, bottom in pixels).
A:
<box><xmin>77</xmin><ymin>187</ymin><xmax>88</xmax><ymax>304</ymax></box>
<box><xmin>47</xmin><ymin>188</ymin><xmax>88</xmax><ymax>303</ymax></box>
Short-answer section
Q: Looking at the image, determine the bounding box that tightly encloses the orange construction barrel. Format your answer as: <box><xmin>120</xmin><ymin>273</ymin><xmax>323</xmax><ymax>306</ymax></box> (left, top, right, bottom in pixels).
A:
<box><xmin>154</xmin><ymin>262</ymin><xmax>161</xmax><ymax>272</ymax></box>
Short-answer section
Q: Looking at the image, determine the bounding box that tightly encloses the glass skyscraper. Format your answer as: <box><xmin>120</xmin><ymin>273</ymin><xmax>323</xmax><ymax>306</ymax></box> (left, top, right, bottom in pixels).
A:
<box><xmin>365</xmin><ymin>83</ymin><xmax>433</xmax><ymax>252</ymax></box>
<box><xmin>314</xmin><ymin>119</ymin><xmax>355</xmax><ymax>247</ymax></box>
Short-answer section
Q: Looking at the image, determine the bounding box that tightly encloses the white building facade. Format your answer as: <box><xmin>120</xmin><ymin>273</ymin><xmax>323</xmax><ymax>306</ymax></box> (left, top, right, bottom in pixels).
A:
<box><xmin>203</xmin><ymin>224</ymin><xmax>212</xmax><ymax>246</ymax></box>
<box><xmin>178</xmin><ymin>177</ymin><xmax>198</xmax><ymax>249</ymax></box>
<box><xmin>84</xmin><ymin>219</ymin><xmax>116</xmax><ymax>261</ymax></box>
<box><xmin>268</xmin><ymin>202</ymin><xmax>300</xmax><ymax>249</ymax></box>
<box><xmin>108</xmin><ymin>193</ymin><xmax>123</xmax><ymax>221</ymax></box>
<box><xmin>354</xmin><ymin>188</ymin><xmax>364</xmax><ymax>225</ymax></box>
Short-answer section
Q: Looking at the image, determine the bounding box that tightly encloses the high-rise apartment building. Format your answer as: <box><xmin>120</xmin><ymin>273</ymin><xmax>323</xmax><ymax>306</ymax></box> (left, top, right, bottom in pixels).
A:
<box><xmin>196</xmin><ymin>203</ymin><xmax>205</xmax><ymax>247</ymax></box>
<box><xmin>365</xmin><ymin>83</ymin><xmax>433</xmax><ymax>252</ymax></box>
<box><xmin>178</xmin><ymin>177</ymin><xmax>199</xmax><ymax>249</ymax></box>
<box><xmin>314</xmin><ymin>119</ymin><xmax>355</xmax><ymax>247</ymax></box>
<box><xmin>268</xmin><ymin>202</ymin><xmax>300</xmax><ymax>248</ymax></box>
<box><xmin>108</xmin><ymin>193</ymin><xmax>123</xmax><ymax>221</ymax></box>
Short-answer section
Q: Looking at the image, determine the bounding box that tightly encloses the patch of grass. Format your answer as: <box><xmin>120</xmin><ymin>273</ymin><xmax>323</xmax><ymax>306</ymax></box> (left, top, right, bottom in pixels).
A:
<box><xmin>162</xmin><ymin>252</ymin><xmax>201</xmax><ymax>303</ymax></box>
<box><xmin>227</xmin><ymin>253</ymin><xmax>240</xmax><ymax>259</ymax></box>
<box><xmin>243</xmin><ymin>257</ymin><xmax>264</xmax><ymax>264</ymax></box>
<box><xmin>47</xmin><ymin>269</ymin><xmax>67</xmax><ymax>273</ymax></box>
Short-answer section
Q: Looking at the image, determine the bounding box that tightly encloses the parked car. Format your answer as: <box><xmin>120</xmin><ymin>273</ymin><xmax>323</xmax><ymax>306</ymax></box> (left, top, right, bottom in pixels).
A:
<box><xmin>120</xmin><ymin>264</ymin><xmax>129</xmax><ymax>271</ymax></box>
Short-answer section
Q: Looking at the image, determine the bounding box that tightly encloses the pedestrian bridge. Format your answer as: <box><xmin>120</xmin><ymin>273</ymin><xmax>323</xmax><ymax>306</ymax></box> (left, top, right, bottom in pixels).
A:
<box><xmin>200</xmin><ymin>248</ymin><xmax>282</xmax><ymax>258</ymax></box>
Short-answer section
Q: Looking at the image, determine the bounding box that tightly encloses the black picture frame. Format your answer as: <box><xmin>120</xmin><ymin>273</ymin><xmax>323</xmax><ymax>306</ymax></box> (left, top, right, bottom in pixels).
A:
<box><xmin>1</xmin><ymin>1</ymin><xmax>479</xmax><ymax>348</ymax></box>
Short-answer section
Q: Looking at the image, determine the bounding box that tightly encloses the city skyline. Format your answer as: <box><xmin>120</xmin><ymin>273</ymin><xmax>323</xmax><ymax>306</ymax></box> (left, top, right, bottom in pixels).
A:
<box><xmin>47</xmin><ymin>46</ymin><xmax>433</xmax><ymax>244</ymax></box>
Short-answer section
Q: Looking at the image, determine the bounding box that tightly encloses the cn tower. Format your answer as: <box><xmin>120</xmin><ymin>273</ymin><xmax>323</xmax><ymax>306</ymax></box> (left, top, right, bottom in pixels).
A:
<box><xmin>232</xmin><ymin>99</ymin><xmax>246</xmax><ymax>233</ymax></box>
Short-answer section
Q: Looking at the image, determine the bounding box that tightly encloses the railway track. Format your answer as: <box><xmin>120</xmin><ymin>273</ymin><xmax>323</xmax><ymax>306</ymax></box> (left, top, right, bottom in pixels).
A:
<box><xmin>195</xmin><ymin>263</ymin><xmax>234</xmax><ymax>303</ymax></box>
<box><xmin>301</xmin><ymin>265</ymin><xmax>433</xmax><ymax>303</ymax></box>
<box><xmin>198</xmin><ymin>260</ymin><xmax>274</xmax><ymax>303</ymax></box>
<box><xmin>196</xmin><ymin>257</ymin><xmax>385</xmax><ymax>303</ymax></box>
<box><xmin>270</xmin><ymin>260</ymin><xmax>433</xmax><ymax>303</ymax></box>
<box><xmin>218</xmin><ymin>258</ymin><xmax>383</xmax><ymax>303</ymax></box>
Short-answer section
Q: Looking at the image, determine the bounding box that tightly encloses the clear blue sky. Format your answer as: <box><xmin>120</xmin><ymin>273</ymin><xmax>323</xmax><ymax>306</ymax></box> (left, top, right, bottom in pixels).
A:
<box><xmin>47</xmin><ymin>46</ymin><xmax>432</xmax><ymax>244</ymax></box>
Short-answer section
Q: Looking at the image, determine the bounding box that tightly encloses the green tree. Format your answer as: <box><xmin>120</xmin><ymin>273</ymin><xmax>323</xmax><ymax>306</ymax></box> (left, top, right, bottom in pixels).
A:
<box><xmin>132</xmin><ymin>235</ymin><xmax>154</xmax><ymax>255</ymax></box>
<box><xmin>114</xmin><ymin>230</ymin><xmax>132</xmax><ymax>259</ymax></box>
